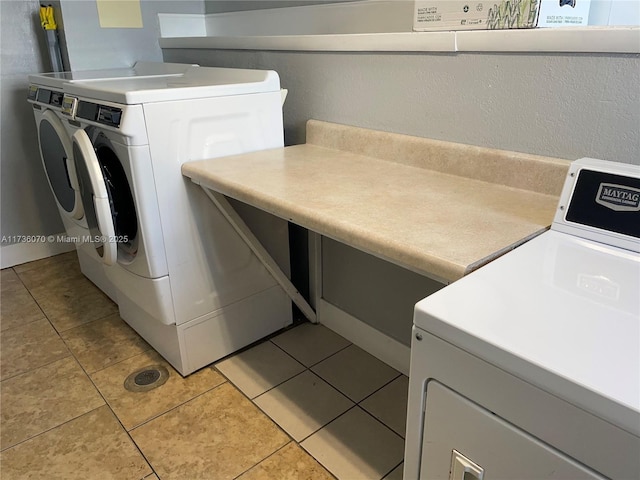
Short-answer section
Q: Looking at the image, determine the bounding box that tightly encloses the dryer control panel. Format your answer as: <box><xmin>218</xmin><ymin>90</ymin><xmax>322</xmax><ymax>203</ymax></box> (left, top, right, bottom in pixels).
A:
<box><xmin>75</xmin><ymin>100</ymin><xmax>122</xmax><ymax>128</ymax></box>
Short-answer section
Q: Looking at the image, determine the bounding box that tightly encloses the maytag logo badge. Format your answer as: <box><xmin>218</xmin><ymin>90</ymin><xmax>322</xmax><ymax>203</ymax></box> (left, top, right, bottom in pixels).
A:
<box><xmin>595</xmin><ymin>183</ymin><xmax>640</xmax><ymax>212</ymax></box>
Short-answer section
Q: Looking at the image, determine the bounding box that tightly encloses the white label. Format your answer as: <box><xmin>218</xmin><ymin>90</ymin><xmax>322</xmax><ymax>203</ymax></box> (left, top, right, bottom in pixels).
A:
<box><xmin>538</xmin><ymin>0</ymin><xmax>591</xmax><ymax>27</ymax></box>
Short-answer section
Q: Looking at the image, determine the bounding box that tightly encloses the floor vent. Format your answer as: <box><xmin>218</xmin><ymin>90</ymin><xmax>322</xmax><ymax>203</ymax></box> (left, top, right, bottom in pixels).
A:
<box><xmin>124</xmin><ymin>365</ymin><xmax>169</xmax><ymax>392</ymax></box>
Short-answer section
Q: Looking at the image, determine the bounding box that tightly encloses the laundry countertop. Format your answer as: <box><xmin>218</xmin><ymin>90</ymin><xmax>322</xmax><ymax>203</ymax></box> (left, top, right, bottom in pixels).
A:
<box><xmin>182</xmin><ymin>120</ymin><xmax>569</xmax><ymax>283</ymax></box>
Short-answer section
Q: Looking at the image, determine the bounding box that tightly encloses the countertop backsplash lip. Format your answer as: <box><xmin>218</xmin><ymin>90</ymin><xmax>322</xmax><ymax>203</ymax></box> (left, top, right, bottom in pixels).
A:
<box><xmin>305</xmin><ymin>119</ymin><xmax>571</xmax><ymax>196</ymax></box>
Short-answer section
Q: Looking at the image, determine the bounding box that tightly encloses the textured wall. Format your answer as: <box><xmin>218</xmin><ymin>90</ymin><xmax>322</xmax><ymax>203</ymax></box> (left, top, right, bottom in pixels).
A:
<box><xmin>58</xmin><ymin>0</ymin><xmax>203</xmax><ymax>70</ymax></box>
<box><xmin>1</xmin><ymin>0</ymin><xmax>65</xmax><ymax>244</ymax></box>
<box><xmin>163</xmin><ymin>48</ymin><xmax>640</xmax><ymax>164</ymax></box>
<box><xmin>204</xmin><ymin>0</ymin><xmax>355</xmax><ymax>14</ymax></box>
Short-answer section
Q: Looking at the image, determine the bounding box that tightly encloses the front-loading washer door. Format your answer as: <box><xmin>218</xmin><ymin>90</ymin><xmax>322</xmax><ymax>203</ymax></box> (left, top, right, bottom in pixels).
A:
<box><xmin>91</xmin><ymin>132</ymin><xmax>139</xmax><ymax>263</ymax></box>
<box><xmin>72</xmin><ymin>129</ymin><xmax>117</xmax><ymax>266</ymax></box>
<box><xmin>37</xmin><ymin>109</ymin><xmax>84</xmax><ymax>220</ymax></box>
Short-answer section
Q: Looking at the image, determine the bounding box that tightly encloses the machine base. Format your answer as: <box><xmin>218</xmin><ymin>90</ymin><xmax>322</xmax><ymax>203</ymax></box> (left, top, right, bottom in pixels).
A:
<box><xmin>118</xmin><ymin>284</ymin><xmax>292</xmax><ymax>376</ymax></box>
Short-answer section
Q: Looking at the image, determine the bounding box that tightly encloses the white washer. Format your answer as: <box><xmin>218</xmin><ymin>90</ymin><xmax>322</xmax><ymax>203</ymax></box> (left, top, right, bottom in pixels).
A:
<box><xmin>28</xmin><ymin>79</ymin><xmax>119</xmax><ymax>299</ymax></box>
<box><xmin>27</xmin><ymin>62</ymin><xmax>194</xmax><ymax>301</ymax></box>
<box><xmin>66</xmin><ymin>66</ymin><xmax>292</xmax><ymax>375</ymax></box>
<box><xmin>405</xmin><ymin>158</ymin><xmax>640</xmax><ymax>479</ymax></box>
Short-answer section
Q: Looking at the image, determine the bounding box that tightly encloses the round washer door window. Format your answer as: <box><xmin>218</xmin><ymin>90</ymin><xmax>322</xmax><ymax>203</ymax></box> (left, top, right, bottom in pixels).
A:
<box><xmin>38</xmin><ymin>110</ymin><xmax>83</xmax><ymax>220</ymax></box>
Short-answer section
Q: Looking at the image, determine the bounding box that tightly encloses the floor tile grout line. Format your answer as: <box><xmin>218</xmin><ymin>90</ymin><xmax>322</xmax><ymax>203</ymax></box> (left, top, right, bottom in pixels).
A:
<box><xmin>230</xmin><ymin>441</ymin><xmax>293</xmax><ymax>480</ymax></box>
<box><xmin>126</xmin><ymin>379</ymin><xmax>229</xmax><ymax>433</ymax></box>
<box><xmin>211</xmin><ymin>366</ymin><xmax>298</xmax><ymax>442</ymax></box>
<box><xmin>9</xmin><ymin>251</ymin><xmax>77</xmax><ymax>276</ymax></box>
<box><xmin>249</xmin><ymin>368</ymin><xmax>355</xmax><ymax>445</ymax></box>
<box><xmin>299</xmin><ymin>404</ymin><xmax>405</xmax><ymax>480</ymax></box>
<box><xmin>231</xmin><ymin>440</ymin><xmax>340</xmax><ymax>480</ymax></box>
<box><xmin>0</xmin><ymin>404</ymin><xmax>107</xmax><ymax>453</ymax></box>
<box><xmin>215</xmin><ymin>321</ymin><xmax>353</xmax><ymax>401</ymax></box>
<box><xmin>356</xmin><ymin>373</ymin><xmax>407</xmax><ymax>437</ymax></box>
<box><xmin>5</xmin><ymin>275</ymin><xmax>117</xmax><ymax>338</ymax></box>
<box><xmin>269</xmin><ymin>333</ymin><xmax>353</xmax><ymax>370</ymax></box>
<box><xmin>0</xmin><ymin>351</ymin><xmax>74</xmax><ymax>384</ymax></box>
<box><xmin>357</xmin><ymin>400</ymin><xmax>406</xmax><ymax>441</ymax></box>
<box><xmin>201</xmin><ymin>364</ymin><xmax>306</xmax><ymax>467</ymax></box>
<box><xmin>0</xmin><ymin>268</ymin><xmax>48</xmax><ymax>334</ymax></box>
<box><xmin>243</xmin><ymin>367</ymin><xmax>308</xmax><ymax>402</ymax></box>
<box><xmin>19</xmin><ymin>271</ymin><xmax>49</xmax><ymax>322</ymax></box>
<box><xmin>127</xmin><ymin>376</ymin><xmax>301</xmax><ymax>479</ymax></box>
<box><xmin>267</xmin><ymin>337</ymin><xmax>308</xmax><ymax>368</ymax></box>
<box><xmin>296</xmin><ymin>404</ymin><xmax>366</xmax><ymax>477</ymax></box>
<box><xmin>16</xmin><ymin>256</ymin><xmax>119</xmax><ymax>336</ymax></box>
<box><xmin>298</xmin><ymin>449</ymin><xmax>340</xmax><ymax>480</ymax></box>
<box><xmin>0</xmin><ymin>315</ymin><xmax>44</xmax><ymax>335</ymax></box>
<box><xmin>42</xmin><ymin>305</ymin><xmax>119</xmax><ymax>337</ymax></box>
<box><xmin>110</xmin><ymin>410</ymin><xmax>157</xmax><ymax>480</ymax></box>
<box><xmin>51</xmin><ymin>308</ymin><xmax>122</xmax><ymax>336</ymax></box>
<box><xmin>214</xmin><ymin>341</ymin><xmax>308</xmax><ymax>401</ymax></box>
<box><xmin>52</xmin><ymin>300</ymin><xmax>154</xmax><ymax>377</ymax></box>
<box><xmin>72</xmin><ymin>343</ymin><xmax>156</xmax><ymax>377</ymax></box>
<box><xmin>308</xmin><ymin>362</ymin><xmax>401</xmax><ymax>405</ymax></box>
<box><xmin>55</xmin><ymin>318</ymin><xmax>143</xmax><ymax>393</ymax></box>
<box><xmin>224</xmin><ymin>345</ymin><xmax>356</xmax><ymax>419</ymax></box>
<box><xmin>308</xmin><ymin>401</ymin><xmax>406</xmax><ymax>448</ymax></box>
<box><xmin>382</xmin><ymin>459</ymin><xmax>404</xmax><ymax>479</ymax></box>
<box><xmin>357</xmin><ymin>372</ymin><xmax>404</xmax><ymax>405</ymax></box>
<box><xmin>258</xmin><ymin>330</ymin><xmax>355</xmax><ymax>400</ymax></box>
<box><xmin>229</xmin><ymin>442</ymin><xmax>279</xmax><ymax>480</ymax></box>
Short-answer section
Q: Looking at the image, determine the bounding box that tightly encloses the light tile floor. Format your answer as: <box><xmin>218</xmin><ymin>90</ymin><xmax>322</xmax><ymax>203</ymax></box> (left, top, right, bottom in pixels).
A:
<box><xmin>0</xmin><ymin>252</ymin><xmax>408</xmax><ymax>479</ymax></box>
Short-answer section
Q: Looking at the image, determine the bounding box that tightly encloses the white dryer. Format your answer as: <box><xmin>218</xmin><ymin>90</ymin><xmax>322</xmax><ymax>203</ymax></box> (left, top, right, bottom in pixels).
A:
<box><xmin>65</xmin><ymin>66</ymin><xmax>292</xmax><ymax>375</ymax></box>
<box><xmin>27</xmin><ymin>62</ymin><xmax>194</xmax><ymax>301</ymax></box>
<box><xmin>405</xmin><ymin>158</ymin><xmax>640</xmax><ymax>479</ymax></box>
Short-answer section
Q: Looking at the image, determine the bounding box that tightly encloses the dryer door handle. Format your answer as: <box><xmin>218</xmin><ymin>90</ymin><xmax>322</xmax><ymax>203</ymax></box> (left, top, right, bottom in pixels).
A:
<box><xmin>72</xmin><ymin>129</ymin><xmax>118</xmax><ymax>266</ymax></box>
